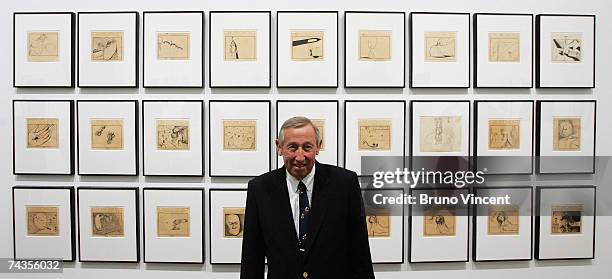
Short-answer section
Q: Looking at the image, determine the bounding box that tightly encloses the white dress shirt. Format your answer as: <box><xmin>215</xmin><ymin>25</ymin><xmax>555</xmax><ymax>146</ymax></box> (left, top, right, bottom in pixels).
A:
<box><xmin>285</xmin><ymin>164</ymin><xmax>315</xmax><ymax>238</ymax></box>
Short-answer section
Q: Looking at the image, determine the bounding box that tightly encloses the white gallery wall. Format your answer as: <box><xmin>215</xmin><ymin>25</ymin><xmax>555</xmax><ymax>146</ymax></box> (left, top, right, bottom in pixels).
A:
<box><xmin>2</xmin><ymin>0</ymin><xmax>612</xmax><ymax>278</ymax></box>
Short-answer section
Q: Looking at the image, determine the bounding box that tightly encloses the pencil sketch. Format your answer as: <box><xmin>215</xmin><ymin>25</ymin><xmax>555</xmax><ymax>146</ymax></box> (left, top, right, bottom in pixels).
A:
<box><xmin>358</xmin><ymin>30</ymin><xmax>391</xmax><ymax>61</ymax></box>
<box><xmin>91</xmin><ymin>31</ymin><xmax>123</xmax><ymax>61</ymax></box>
<box><xmin>91</xmin><ymin>207</ymin><xmax>124</xmax><ymax>237</ymax></box>
<box><xmin>157</xmin><ymin>32</ymin><xmax>190</xmax><ymax>60</ymax></box>
<box><xmin>551</xmin><ymin>204</ymin><xmax>583</xmax><ymax>234</ymax></box>
<box><xmin>365</xmin><ymin>208</ymin><xmax>390</xmax><ymax>237</ymax></box>
<box><xmin>487</xmin><ymin>205</ymin><xmax>519</xmax><ymax>235</ymax></box>
<box><xmin>91</xmin><ymin>119</ymin><xmax>124</xmax><ymax>150</ymax></box>
<box><xmin>551</xmin><ymin>32</ymin><xmax>582</xmax><ymax>63</ymax></box>
<box><xmin>157</xmin><ymin>207</ymin><xmax>190</xmax><ymax>237</ymax></box>
<box><xmin>27</xmin><ymin>31</ymin><xmax>59</xmax><ymax>62</ymax></box>
<box><xmin>27</xmin><ymin>118</ymin><xmax>59</xmax><ymax>149</ymax></box>
<box><xmin>423</xmin><ymin>207</ymin><xmax>456</xmax><ymax>237</ymax></box>
<box><xmin>358</xmin><ymin>119</ymin><xmax>391</xmax><ymax>151</ymax></box>
<box><xmin>553</xmin><ymin>117</ymin><xmax>581</xmax><ymax>151</ymax></box>
<box><xmin>224</xmin><ymin>30</ymin><xmax>257</xmax><ymax>61</ymax></box>
<box><xmin>488</xmin><ymin>119</ymin><xmax>520</xmax><ymax>150</ymax></box>
<box><xmin>157</xmin><ymin>119</ymin><xmax>190</xmax><ymax>150</ymax></box>
<box><xmin>311</xmin><ymin>119</ymin><xmax>325</xmax><ymax>151</ymax></box>
<box><xmin>223</xmin><ymin>120</ymin><xmax>257</xmax><ymax>151</ymax></box>
<box><xmin>420</xmin><ymin>116</ymin><xmax>462</xmax><ymax>152</ymax></box>
<box><xmin>26</xmin><ymin>206</ymin><xmax>59</xmax><ymax>236</ymax></box>
<box><xmin>223</xmin><ymin>207</ymin><xmax>245</xmax><ymax>238</ymax></box>
<box><xmin>425</xmin><ymin>31</ymin><xmax>456</xmax><ymax>62</ymax></box>
<box><xmin>291</xmin><ymin>30</ymin><xmax>324</xmax><ymax>61</ymax></box>
<box><xmin>488</xmin><ymin>32</ymin><xmax>520</xmax><ymax>62</ymax></box>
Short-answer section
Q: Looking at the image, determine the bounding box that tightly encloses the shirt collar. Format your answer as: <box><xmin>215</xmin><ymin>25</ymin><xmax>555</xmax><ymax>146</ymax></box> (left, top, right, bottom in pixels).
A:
<box><xmin>286</xmin><ymin>163</ymin><xmax>316</xmax><ymax>193</ymax></box>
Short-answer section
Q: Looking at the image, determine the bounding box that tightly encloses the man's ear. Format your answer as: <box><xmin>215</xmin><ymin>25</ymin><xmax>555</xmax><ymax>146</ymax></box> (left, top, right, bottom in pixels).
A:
<box><xmin>275</xmin><ymin>139</ymin><xmax>282</xmax><ymax>156</ymax></box>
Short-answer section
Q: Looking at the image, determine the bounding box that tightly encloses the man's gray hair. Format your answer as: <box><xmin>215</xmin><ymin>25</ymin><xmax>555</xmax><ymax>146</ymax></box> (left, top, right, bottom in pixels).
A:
<box><xmin>278</xmin><ymin>116</ymin><xmax>322</xmax><ymax>146</ymax></box>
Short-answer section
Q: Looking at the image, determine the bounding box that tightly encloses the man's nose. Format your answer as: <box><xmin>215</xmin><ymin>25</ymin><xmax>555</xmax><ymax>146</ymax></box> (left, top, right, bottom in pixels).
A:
<box><xmin>295</xmin><ymin>148</ymin><xmax>306</xmax><ymax>161</ymax></box>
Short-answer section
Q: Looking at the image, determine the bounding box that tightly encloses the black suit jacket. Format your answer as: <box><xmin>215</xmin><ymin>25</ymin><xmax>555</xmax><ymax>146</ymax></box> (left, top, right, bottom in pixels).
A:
<box><xmin>240</xmin><ymin>162</ymin><xmax>375</xmax><ymax>279</ymax></box>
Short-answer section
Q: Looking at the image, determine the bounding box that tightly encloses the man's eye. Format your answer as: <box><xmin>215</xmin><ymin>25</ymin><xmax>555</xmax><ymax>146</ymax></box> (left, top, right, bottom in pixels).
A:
<box><xmin>303</xmin><ymin>146</ymin><xmax>312</xmax><ymax>151</ymax></box>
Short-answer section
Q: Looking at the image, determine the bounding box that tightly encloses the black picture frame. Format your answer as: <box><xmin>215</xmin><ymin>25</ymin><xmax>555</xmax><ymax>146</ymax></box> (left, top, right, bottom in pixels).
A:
<box><xmin>276</xmin><ymin>11</ymin><xmax>339</xmax><ymax>88</ymax></box>
<box><xmin>361</xmin><ymin>187</ymin><xmax>405</xmax><ymax>264</ymax></box>
<box><xmin>76</xmin><ymin>100</ymin><xmax>139</xmax><ymax>176</ymax></box>
<box><xmin>473</xmin><ymin>13</ymin><xmax>534</xmax><ymax>89</ymax></box>
<box><xmin>12</xmin><ymin>186</ymin><xmax>76</xmax><ymax>262</ymax></box>
<box><xmin>142</xmin><ymin>11</ymin><xmax>204</xmax><ymax>88</ymax></box>
<box><xmin>208</xmin><ymin>11</ymin><xmax>272</xmax><ymax>88</ymax></box>
<box><xmin>142</xmin><ymin>187</ymin><xmax>205</xmax><ymax>264</ymax></box>
<box><xmin>142</xmin><ymin>100</ymin><xmax>205</xmax><ymax>177</ymax></box>
<box><xmin>13</xmin><ymin>12</ymin><xmax>76</xmax><ymax>88</ymax></box>
<box><xmin>208</xmin><ymin>188</ymin><xmax>247</xmax><ymax>265</ymax></box>
<box><xmin>76</xmin><ymin>186</ymin><xmax>140</xmax><ymax>263</ymax></box>
<box><xmin>472</xmin><ymin>186</ymin><xmax>533</xmax><ymax>262</ymax></box>
<box><xmin>409</xmin><ymin>12</ymin><xmax>471</xmax><ymax>89</ymax></box>
<box><xmin>12</xmin><ymin>99</ymin><xmax>75</xmax><ymax>175</ymax></box>
<box><xmin>77</xmin><ymin>11</ymin><xmax>139</xmax><ymax>88</ymax></box>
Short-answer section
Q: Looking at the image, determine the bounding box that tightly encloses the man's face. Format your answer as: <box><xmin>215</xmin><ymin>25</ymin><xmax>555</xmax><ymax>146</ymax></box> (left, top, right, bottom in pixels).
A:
<box><xmin>276</xmin><ymin>125</ymin><xmax>320</xmax><ymax>180</ymax></box>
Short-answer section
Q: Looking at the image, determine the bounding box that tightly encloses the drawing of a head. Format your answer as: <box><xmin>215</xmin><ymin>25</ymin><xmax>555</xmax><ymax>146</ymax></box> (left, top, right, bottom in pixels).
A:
<box><xmin>225</xmin><ymin>214</ymin><xmax>241</xmax><ymax>236</ymax></box>
<box><xmin>559</xmin><ymin>120</ymin><xmax>575</xmax><ymax>138</ymax></box>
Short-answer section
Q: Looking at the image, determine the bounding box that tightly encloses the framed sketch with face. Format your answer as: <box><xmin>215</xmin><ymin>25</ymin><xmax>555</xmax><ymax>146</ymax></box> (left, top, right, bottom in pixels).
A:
<box><xmin>77</xmin><ymin>12</ymin><xmax>138</xmax><ymax>87</ymax></box>
<box><xmin>536</xmin><ymin>186</ymin><xmax>595</xmax><ymax>260</ymax></box>
<box><xmin>143</xmin><ymin>188</ymin><xmax>204</xmax><ymax>263</ymax></box>
<box><xmin>209</xmin><ymin>189</ymin><xmax>247</xmax><ymax>264</ymax></box>
<box><xmin>13</xmin><ymin>12</ymin><xmax>75</xmax><ymax>87</ymax></box>
<box><xmin>77</xmin><ymin>101</ymin><xmax>138</xmax><ymax>176</ymax></box>
<box><xmin>536</xmin><ymin>101</ymin><xmax>596</xmax><ymax>174</ymax></box>
<box><xmin>13</xmin><ymin>100</ymin><xmax>74</xmax><ymax>175</ymax></box>
<box><xmin>361</xmin><ymin>188</ymin><xmax>404</xmax><ymax>263</ymax></box>
<box><xmin>209</xmin><ymin>101</ymin><xmax>271</xmax><ymax>177</ymax></box>
<box><xmin>77</xmin><ymin>187</ymin><xmax>139</xmax><ymax>262</ymax></box>
<box><xmin>12</xmin><ymin>186</ymin><xmax>75</xmax><ymax>261</ymax></box>
<box><xmin>143</xmin><ymin>100</ymin><xmax>203</xmax><ymax>176</ymax></box>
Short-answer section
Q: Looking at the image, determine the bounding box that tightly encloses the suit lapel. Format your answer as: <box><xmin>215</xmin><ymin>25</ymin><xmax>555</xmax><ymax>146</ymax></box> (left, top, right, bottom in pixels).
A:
<box><xmin>304</xmin><ymin>162</ymin><xmax>330</xmax><ymax>257</ymax></box>
<box><xmin>267</xmin><ymin>167</ymin><xmax>300</xmax><ymax>247</ymax></box>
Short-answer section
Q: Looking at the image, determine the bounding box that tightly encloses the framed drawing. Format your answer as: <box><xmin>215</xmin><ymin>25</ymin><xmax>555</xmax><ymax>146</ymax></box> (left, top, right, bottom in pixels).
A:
<box><xmin>276</xmin><ymin>100</ymin><xmax>339</xmax><ymax>167</ymax></box>
<box><xmin>473</xmin><ymin>186</ymin><xmax>533</xmax><ymax>261</ymax></box>
<box><xmin>535</xmin><ymin>186</ymin><xmax>595</xmax><ymax>260</ymax></box>
<box><xmin>143</xmin><ymin>188</ymin><xmax>204</xmax><ymax>263</ymax></box>
<box><xmin>12</xmin><ymin>186</ymin><xmax>75</xmax><ymax>261</ymax></box>
<box><xmin>209</xmin><ymin>101</ymin><xmax>271</xmax><ymax>177</ymax></box>
<box><xmin>77</xmin><ymin>100</ymin><xmax>138</xmax><ymax>176</ymax></box>
<box><xmin>13</xmin><ymin>100</ymin><xmax>74</xmax><ymax>175</ymax></box>
<box><xmin>410</xmin><ymin>101</ymin><xmax>470</xmax><ymax>172</ymax></box>
<box><xmin>474</xmin><ymin>101</ymin><xmax>534</xmax><ymax>174</ymax></box>
<box><xmin>77</xmin><ymin>187</ymin><xmax>139</xmax><ymax>262</ymax></box>
<box><xmin>344</xmin><ymin>100</ymin><xmax>405</xmax><ymax>176</ymax></box>
<box><xmin>362</xmin><ymin>188</ymin><xmax>404</xmax><ymax>263</ymax></box>
<box><xmin>344</xmin><ymin>11</ymin><xmax>405</xmax><ymax>88</ymax></box>
<box><xmin>409</xmin><ymin>187</ymin><xmax>469</xmax><ymax>263</ymax></box>
<box><xmin>474</xmin><ymin>13</ymin><xmax>533</xmax><ymax>88</ymax></box>
<box><xmin>143</xmin><ymin>11</ymin><xmax>203</xmax><ymax>88</ymax></box>
<box><xmin>410</xmin><ymin>12</ymin><xmax>470</xmax><ymax>88</ymax></box>
<box><xmin>143</xmin><ymin>100</ymin><xmax>204</xmax><ymax>176</ymax></box>
<box><xmin>536</xmin><ymin>100</ymin><xmax>596</xmax><ymax>174</ymax></box>
<box><xmin>77</xmin><ymin>12</ymin><xmax>138</xmax><ymax>88</ymax></box>
<box><xmin>209</xmin><ymin>11</ymin><xmax>271</xmax><ymax>88</ymax></box>
<box><xmin>209</xmin><ymin>189</ymin><xmax>247</xmax><ymax>264</ymax></box>
<box><xmin>536</xmin><ymin>14</ymin><xmax>595</xmax><ymax>88</ymax></box>
<box><xmin>13</xmin><ymin>12</ymin><xmax>75</xmax><ymax>88</ymax></box>
<box><xmin>276</xmin><ymin>11</ymin><xmax>338</xmax><ymax>88</ymax></box>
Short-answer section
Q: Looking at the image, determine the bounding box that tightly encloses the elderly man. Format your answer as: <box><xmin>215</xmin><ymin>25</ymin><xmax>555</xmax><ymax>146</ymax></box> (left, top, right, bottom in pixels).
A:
<box><xmin>240</xmin><ymin>116</ymin><xmax>374</xmax><ymax>279</ymax></box>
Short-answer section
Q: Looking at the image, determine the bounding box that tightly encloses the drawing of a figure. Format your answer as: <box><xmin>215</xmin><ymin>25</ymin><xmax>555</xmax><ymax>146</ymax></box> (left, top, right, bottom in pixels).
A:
<box><xmin>91</xmin><ymin>31</ymin><xmax>123</xmax><ymax>61</ymax></box>
<box><xmin>424</xmin><ymin>207</ymin><xmax>456</xmax><ymax>236</ymax></box>
<box><xmin>358</xmin><ymin>30</ymin><xmax>391</xmax><ymax>61</ymax></box>
<box><xmin>27</xmin><ymin>118</ymin><xmax>59</xmax><ymax>149</ymax></box>
<box><xmin>488</xmin><ymin>119</ymin><xmax>520</xmax><ymax>150</ymax></box>
<box><xmin>488</xmin><ymin>205</ymin><xmax>519</xmax><ymax>235</ymax></box>
<box><xmin>291</xmin><ymin>30</ymin><xmax>324</xmax><ymax>61</ymax></box>
<box><xmin>91</xmin><ymin>207</ymin><xmax>124</xmax><ymax>237</ymax></box>
<box><xmin>223</xmin><ymin>208</ymin><xmax>245</xmax><ymax>238</ymax></box>
<box><xmin>223</xmin><ymin>120</ymin><xmax>257</xmax><ymax>151</ymax></box>
<box><xmin>91</xmin><ymin>119</ymin><xmax>123</xmax><ymax>150</ymax></box>
<box><xmin>157</xmin><ymin>120</ymin><xmax>190</xmax><ymax>150</ymax></box>
<box><xmin>27</xmin><ymin>32</ymin><xmax>59</xmax><ymax>62</ymax></box>
<box><xmin>553</xmin><ymin>117</ymin><xmax>581</xmax><ymax>151</ymax></box>
<box><xmin>551</xmin><ymin>32</ymin><xmax>582</xmax><ymax>63</ymax></box>
<box><xmin>224</xmin><ymin>30</ymin><xmax>257</xmax><ymax>61</ymax></box>
<box><xmin>425</xmin><ymin>31</ymin><xmax>456</xmax><ymax>62</ymax></box>
<box><xmin>420</xmin><ymin>116</ymin><xmax>462</xmax><ymax>152</ymax></box>
<box><xmin>366</xmin><ymin>214</ymin><xmax>390</xmax><ymax>237</ymax></box>
<box><xmin>551</xmin><ymin>205</ymin><xmax>582</xmax><ymax>234</ymax></box>
<box><xmin>27</xmin><ymin>206</ymin><xmax>59</xmax><ymax>236</ymax></box>
<box><xmin>157</xmin><ymin>207</ymin><xmax>190</xmax><ymax>237</ymax></box>
<box><xmin>358</xmin><ymin>119</ymin><xmax>392</xmax><ymax>151</ymax></box>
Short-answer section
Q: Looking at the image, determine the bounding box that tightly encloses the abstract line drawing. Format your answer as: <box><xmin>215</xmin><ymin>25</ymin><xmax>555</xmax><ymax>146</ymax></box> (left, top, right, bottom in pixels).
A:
<box><xmin>223</xmin><ymin>120</ymin><xmax>257</xmax><ymax>151</ymax></box>
<box><xmin>27</xmin><ymin>31</ymin><xmax>59</xmax><ymax>62</ymax></box>
<box><xmin>424</xmin><ymin>31</ymin><xmax>456</xmax><ymax>62</ymax></box>
<box><xmin>420</xmin><ymin>116</ymin><xmax>462</xmax><ymax>152</ymax></box>
<box><xmin>26</xmin><ymin>206</ymin><xmax>59</xmax><ymax>236</ymax></box>
<box><xmin>551</xmin><ymin>204</ymin><xmax>583</xmax><ymax>234</ymax></box>
<box><xmin>365</xmin><ymin>208</ymin><xmax>390</xmax><ymax>237</ymax></box>
<box><xmin>551</xmin><ymin>32</ymin><xmax>582</xmax><ymax>63</ymax></box>
<box><xmin>423</xmin><ymin>207</ymin><xmax>456</xmax><ymax>236</ymax></box>
<box><xmin>224</xmin><ymin>30</ymin><xmax>257</xmax><ymax>61</ymax></box>
<box><xmin>552</xmin><ymin>117</ymin><xmax>581</xmax><ymax>151</ymax></box>
<box><xmin>311</xmin><ymin>119</ymin><xmax>325</xmax><ymax>151</ymax></box>
<box><xmin>488</xmin><ymin>32</ymin><xmax>520</xmax><ymax>62</ymax></box>
<box><xmin>91</xmin><ymin>119</ymin><xmax>124</xmax><ymax>150</ymax></box>
<box><xmin>157</xmin><ymin>207</ymin><xmax>190</xmax><ymax>237</ymax></box>
<box><xmin>157</xmin><ymin>119</ymin><xmax>190</xmax><ymax>151</ymax></box>
<box><xmin>358</xmin><ymin>30</ymin><xmax>391</xmax><ymax>61</ymax></box>
<box><xmin>291</xmin><ymin>30</ymin><xmax>324</xmax><ymax>61</ymax></box>
<box><xmin>358</xmin><ymin>119</ymin><xmax>391</xmax><ymax>151</ymax></box>
<box><xmin>488</xmin><ymin>119</ymin><xmax>520</xmax><ymax>150</ymax></box>
<box><xmin>91</xmin><ymin>207</ymin><xmax>124</xmax><ymax>237</ymax></box>
<box><xmin>487</xmin><ymin>205</ymin><xmax>519</xmax><ymax>235</ymax></box>
<box><xmin>223</xmin><ymin>207</ymin><xmax>245</xmax><ymax>238</ymax></box>
<box><xmin>157</xmin><ymin>32</ymin><xmax>190</xmax><ymax>60</ymax></box>
<box><xmin>27</xmin><ymin>118</ymin><xmax>59</xmax><ymax>149</ymax></box>
<box><xmin>91</xmin><ymin>31</ymin><xmax>123</xmax><ymax>61</ymax></box>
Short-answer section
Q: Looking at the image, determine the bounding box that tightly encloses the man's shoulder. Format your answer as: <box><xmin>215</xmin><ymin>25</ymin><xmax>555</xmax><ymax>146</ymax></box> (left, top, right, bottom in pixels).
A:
<box><xmin>317</xmin><ymin>162</ymin><xmax>357</xmax><ymax>181</ymax></box>
<box><xmin>247</xmin><ymin>167</ymin><xmax>284</xmax><ymax>190</ymax></box>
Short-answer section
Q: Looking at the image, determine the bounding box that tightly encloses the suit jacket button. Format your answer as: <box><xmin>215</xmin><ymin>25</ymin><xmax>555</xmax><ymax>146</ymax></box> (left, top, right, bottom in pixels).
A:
<box><xmin>303</xmin><ymin>271</ymin><xmax>308</xmax><ymax>278</ymax></box>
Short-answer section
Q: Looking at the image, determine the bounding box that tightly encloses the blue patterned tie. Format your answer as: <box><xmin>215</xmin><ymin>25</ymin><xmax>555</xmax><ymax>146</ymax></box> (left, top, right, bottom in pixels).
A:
<box><xmin>298</xmin><ymin>181</ymin><xmax>310</xmax><ymax>248</ymax></box>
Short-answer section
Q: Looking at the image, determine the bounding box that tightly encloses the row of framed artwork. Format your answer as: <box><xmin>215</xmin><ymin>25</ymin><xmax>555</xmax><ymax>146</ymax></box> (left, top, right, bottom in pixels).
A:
<box><xmin>13</xmin><ymin>99</ymin><xmax>596</xmax><ymax>176</ymax></box>
<box><xmin>14</xmin><ymin>11</ymin><xmax>596</xmax><ymax>88</ymax></box>
<box><xmin>12</xmin><ymin>185</ymin><xmax>596</xmax><ymax>264</ymax></box>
